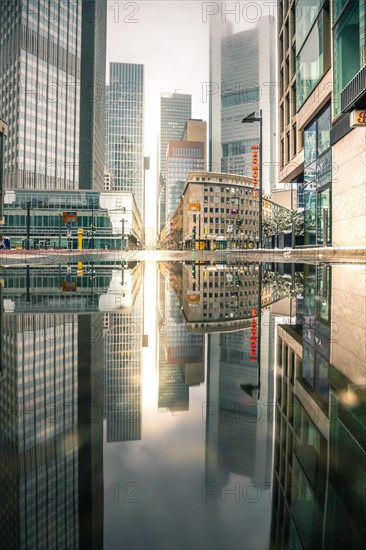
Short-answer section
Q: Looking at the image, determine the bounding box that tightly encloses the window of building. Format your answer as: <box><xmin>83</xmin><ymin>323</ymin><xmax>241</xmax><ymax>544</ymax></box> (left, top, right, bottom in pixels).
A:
<box><xmin>296</xmin><ymin>0</ymin><xmax>323</xmax><ymax>52</ymax></box>
<box><xmin>303</xmin><ymin>104</ymin><xmax>331</xmax><ymax>245</ymax></box>
<box><xmin>296</xmin><ymin>4</ymin><xmax>330</xmax><ymax>110</ymax></box>
<box><xmin>333</xmin><ymin>0</ymin><xmax>364</xmax><ymax>115</ymax></box>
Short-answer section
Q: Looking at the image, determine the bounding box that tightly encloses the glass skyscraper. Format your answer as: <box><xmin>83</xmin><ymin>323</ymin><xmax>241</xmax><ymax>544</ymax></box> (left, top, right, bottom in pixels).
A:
<box><xmin>209</xmin><ymin>14</ymin><xmax>277</xmax><ymax>195</ymax></box>
<box><xmin>0</xmin><ymin>0</ymin><xmax>107</xmax><ymax>192</ymax></box>
<box><xmin>158</xmin><ymin>92</ymin><xmax>191</xmax><ymax>232</ymax></box>
<box><xmin>105</xmin><ymin>62</ymin><xmax>144</xmax><ymax>212</ymax></box>
<box><xmin>166</xmin><ymin>140</ymin><xmax>205</xmax><ymax>218</ymax></box>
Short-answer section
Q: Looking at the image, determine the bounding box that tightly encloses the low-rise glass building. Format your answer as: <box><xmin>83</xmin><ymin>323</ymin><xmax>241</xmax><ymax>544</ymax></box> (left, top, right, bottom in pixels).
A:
<box><xmin>2</xmin><ymin>189</ymin><xmax>142</xmax><ymax>250</ymax></box>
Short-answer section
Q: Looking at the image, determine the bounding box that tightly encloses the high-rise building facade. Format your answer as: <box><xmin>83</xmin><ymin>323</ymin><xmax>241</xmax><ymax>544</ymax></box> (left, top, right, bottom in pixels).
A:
<box><xmin>0</xmin><ymin>118</ymin><xmax>8</xmax><ymax>220</ymax></box>
<box><xmin>159</xmin><ymin>92</ymin><xmax>192</xmax><ymax>179</ymax></box>
<box><xmin>105</xmin><ymin>62</ymin><xmax>144</xmax><ymax>212</ymax></box>
<box><xmin>0</xmin><ymin>0</ymin><xmax>107</xmax><ymax>192</ymax></box>
<box><xmin>165</xmin><ymin>140</ymin><xmax>205</xmax><ymax>218</ymax></box>
<box><xmin>79</xmin><ymin>0</ymin><xmax>107</xmax><ymax>191</ymax></box>
<box><xmin>209</xmin><ymin>15</ymin><xmax>277</xmax><ymax>195</ymax></box>
<box><xmin>158</xmin><ymin>92</ymin><xmax>192</xmax><ymax>233</ymax></box>
<box><xmin>278</xmin><ymin>0</ymin><xmax>366</xmax><ymax>248</ymax></box>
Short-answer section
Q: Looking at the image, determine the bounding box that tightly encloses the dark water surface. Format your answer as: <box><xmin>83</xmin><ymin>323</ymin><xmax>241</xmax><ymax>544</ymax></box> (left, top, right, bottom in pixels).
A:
<box><xmin>0</xmin><ymin>260</ymin><xmax>365</xmax><ymax>549</ymax></box>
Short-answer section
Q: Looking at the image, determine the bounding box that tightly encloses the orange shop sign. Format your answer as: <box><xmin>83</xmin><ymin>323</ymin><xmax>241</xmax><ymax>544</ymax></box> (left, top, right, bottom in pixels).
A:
<box><xmin>189</xmin><ymin>202</ymin><xmax>201</xmax><ymax>212</ymax></box>
<box><xmin>63</xmin><ymin>211</ymin><xmax>77</xmax><ymax>223</ymax></box>
<box><xmin>251</xmin><ymin>145</ymin><xmax>259</xmax><ymax>199</ymax></box>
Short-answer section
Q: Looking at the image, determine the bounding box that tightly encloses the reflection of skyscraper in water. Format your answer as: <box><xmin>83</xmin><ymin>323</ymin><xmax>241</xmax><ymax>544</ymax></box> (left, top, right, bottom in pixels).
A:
<box><xmin>216</xmin><ymin>330</ymin><xmax>258</xmax><ymax>477</ymax></box>
<box><xmin>0</xmin><ymin>314</ymin><xmax>79</xmax><ymax>548</ymax></box>
<box><xmin>0</xmin><ymin>313</ymin><xmax>91</xmax><ymax>548</ymax></box>
<box><xmin>157</xmin><ymin>270</ymin><xmax>204</xmax><ymax>412</ymax></box>
<box><xmin>205</xmin><ymin>313</ymin><xmax>274</xmax><ymax>495</ymax></box>
<box><xmin>104</xmin><ymin>264</ymin><xmax>143</xmax><ymax>442</ymax></box>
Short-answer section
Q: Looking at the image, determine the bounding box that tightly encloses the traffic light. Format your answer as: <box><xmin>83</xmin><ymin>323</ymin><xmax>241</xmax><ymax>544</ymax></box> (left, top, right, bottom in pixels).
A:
<box><xmin>235</xmin><ymin>275</ymin><xmax>240</xmax><ymax>286</ymax></box>
<box><xmin>191</xmin><ymin>264</ymin><xmax>196</xmax><ymax>279</ymax></box>
<box><xmin>236</xmin><ymin>219</ymin><xmax>241</xmax><ymax>233</ymax></box>
<box><xmin>192</xmin><ymin>225</ymin><xmax>196</xmax><ymax>240</ymax></box>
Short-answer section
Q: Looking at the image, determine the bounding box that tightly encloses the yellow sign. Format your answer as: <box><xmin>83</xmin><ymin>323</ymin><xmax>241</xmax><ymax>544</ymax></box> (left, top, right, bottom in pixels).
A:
<box><xmin>189</xmin><ymin>202</ymin><xmax>201</xmax><ymax>212</ymax></box>
<box><xmin>351</xmin><ymin>110</ymin><xmax>366</xmax><ymax>126</ymax></box>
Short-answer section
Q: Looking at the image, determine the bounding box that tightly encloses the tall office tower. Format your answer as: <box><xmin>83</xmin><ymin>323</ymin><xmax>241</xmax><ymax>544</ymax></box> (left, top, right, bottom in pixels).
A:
<box><xmin>0</xmin><ymin>0</ymin><xmax>107</xmax><ymax>191</ymax></box>
<box><xmin>79</xmin><ymin>0</ymin><xmax>107</xmax><ymax>191</ymax></box>
<box><xmin>106</xmin><ymin>62</ymin><xmax>144</xmax><ymax>211</ymax></box>
<box><xmin>105</xmin><ymin>85</ymin><xmax>109</xmax><ymax>170</ymax></box>
<box><xmin>209</xmin><ymin>14</ymin><xmax>277</xmax><ymax>195</ymax></box>
<box><xmin>158</xmin><ymin>92</ymin><xmax>191</xmax><ymax>232</ymax></box>
<box><xmin>165</xmin><ymin>139</ymin><xmax>205</xmax><ymax>218</ymax></box>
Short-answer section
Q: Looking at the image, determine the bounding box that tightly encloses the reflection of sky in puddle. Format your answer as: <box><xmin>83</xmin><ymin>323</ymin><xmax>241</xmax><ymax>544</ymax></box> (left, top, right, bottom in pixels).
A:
<box><xmin>103</xmin><ymin>262</ymin><xmax>272</xmax><ymax>549</ymax></box>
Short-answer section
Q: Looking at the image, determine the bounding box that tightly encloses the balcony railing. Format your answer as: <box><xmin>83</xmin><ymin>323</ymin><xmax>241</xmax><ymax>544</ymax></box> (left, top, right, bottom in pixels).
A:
<box><xmin>341</xmin><ymin>64</ymin><xmax>366</xmax><ymax>112</ymax></box>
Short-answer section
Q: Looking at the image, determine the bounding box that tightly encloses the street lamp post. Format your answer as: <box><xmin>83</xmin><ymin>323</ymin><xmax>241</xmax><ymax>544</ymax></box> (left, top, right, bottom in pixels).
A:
<box><xmin>25</xmin><ymin>201</ymin><xmax>31</xmax><ymax>250</ymax></box>
<box><xmin>242</xmin><ymin>110</ymin><xmax>263</xmax><ymax>249</ymax></box>
<box><xmin>240</xmin><ymin>263</ymin><xmax>262</xmax><ymax>399</ymax></box>
<box><xmin>232</xmin><ymin>194</ymin><xmax>241</xmax><ymax>249</ymax></box>
<box><xmin>120</xmin><ymin>218</ymin><xmax>127</xmax><ymax>250</ymax></box>
<box><xmin>91</xmin><ymin>200</ymin><xmax>95</xmax><ymax>250</ymax></box>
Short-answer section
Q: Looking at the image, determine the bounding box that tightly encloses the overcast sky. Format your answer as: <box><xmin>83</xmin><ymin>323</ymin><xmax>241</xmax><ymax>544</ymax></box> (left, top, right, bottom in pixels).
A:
<box><xmin>106</xmin><ymin>0</ymin><xmax>269</xmax><ymax>230</ymax></box>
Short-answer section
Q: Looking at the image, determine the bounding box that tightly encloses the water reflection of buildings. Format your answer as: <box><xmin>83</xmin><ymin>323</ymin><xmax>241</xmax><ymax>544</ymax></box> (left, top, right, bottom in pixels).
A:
<box><xmin>0</xmin><ymin>307</ymin><xmax>104</xmax><ymax>548</ymax></box>
<box><xmin>1</xmin><ymin>265</ymin><xmax>114</xmax><ymax>313</ymax></box>
<box><xmin>180</xmin><ymin>261</ymin><xmax>271</xmax><ymax>333</ymax></box>
<box><xmin>163</xmin><ymin>260</ymin><xmax>281</xmax><ymax>509</ymax></box>
<box><xmin>271</xmin><ymin>265</ymin><xmax>366</xmax><ymax>549</ymax></box>
<box><xmin>157</xmin><ymin>265</ymin><xmax>204</xmax><ymax>413</ymax></box>
<box><xmin>104</xmin><ymin>262</ymin><xmax>143</xmax><ymax>442</ymax></box>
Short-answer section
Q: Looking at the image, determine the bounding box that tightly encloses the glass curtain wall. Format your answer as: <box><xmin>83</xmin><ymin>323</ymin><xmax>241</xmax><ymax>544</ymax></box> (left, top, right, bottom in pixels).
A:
<box><xmin>296</xmin><ymin>1</ymin><xmax>330</xmax><ymax>110</ymax></box>
<box><xmin>303</xmin><ymin>104</ymin><xmax>331</xmax><ymax>245</ymax></box>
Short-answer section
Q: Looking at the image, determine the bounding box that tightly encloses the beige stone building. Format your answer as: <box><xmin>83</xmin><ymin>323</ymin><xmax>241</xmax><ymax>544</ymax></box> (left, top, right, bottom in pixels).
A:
<box><xmin>181</xmin><ymin>171</ymin><xmax>258</xmax><ymax>250</ymax></box>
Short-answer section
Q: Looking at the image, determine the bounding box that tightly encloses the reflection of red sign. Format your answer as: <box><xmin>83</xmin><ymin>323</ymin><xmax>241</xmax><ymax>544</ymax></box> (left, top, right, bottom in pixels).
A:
<box><xmin>62</xmin><ymin>281</ymin><xmax>77</xmax><ymax>292</ymax></box>
<box><xmin>250</xmin><ymin>307</ymin><xmax>257</xmax><ymax>362</ymax></box>
<box><xmin>251</xmin><ymin>146</ymin><xmax>259</xmax><ymax>199</ymax></box>
<box><xmin>188</xmin><ymin>293</ymin><xmax>200</xmax><ymax>303</ymax></box>
<box><xmin>63</xmin><ymin>211</ymin><xmax>77</xmax><ymax>223</ymax></box>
